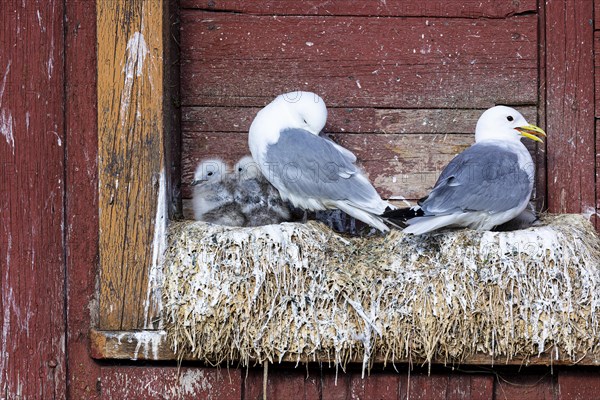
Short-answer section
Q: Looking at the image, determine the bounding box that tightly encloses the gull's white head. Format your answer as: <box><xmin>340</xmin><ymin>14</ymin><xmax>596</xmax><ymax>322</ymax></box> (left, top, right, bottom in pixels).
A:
<box><xmin>475</xmin><ymin>105</ymin><xmax>546</xmax><ymax>144</ymax></box>
<box><xmin>249</xmin><ymin>91</ymin><xmax>328</xmax><ymax>162</ymax></box>
<box><xmin>234</xmin><ymin>155</ymin><xmax>263</xmax><ymax>181</ymax></box>
<box><xmin>274</xmin><ymin>91</ymin><xmax>328</xmax><ymax>135</ymax></box>
<box><xmin>192</xmin><ymin>158</ymin><xmax>229</xmax><ymax>186</ymax></box>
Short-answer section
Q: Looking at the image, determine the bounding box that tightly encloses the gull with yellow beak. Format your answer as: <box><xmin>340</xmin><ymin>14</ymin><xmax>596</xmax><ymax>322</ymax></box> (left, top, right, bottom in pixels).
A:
<box><xmin>383</xmin><ymin>105</ymin><xmax>546</xmax><ymax>234</ymax></box>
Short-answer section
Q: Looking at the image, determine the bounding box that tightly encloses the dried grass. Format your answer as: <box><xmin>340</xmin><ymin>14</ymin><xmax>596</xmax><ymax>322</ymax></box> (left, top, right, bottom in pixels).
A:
<box><xmin>163</xmin><ymin>215</ymin><xmax>600</xmax><ymax>372</ymax></box>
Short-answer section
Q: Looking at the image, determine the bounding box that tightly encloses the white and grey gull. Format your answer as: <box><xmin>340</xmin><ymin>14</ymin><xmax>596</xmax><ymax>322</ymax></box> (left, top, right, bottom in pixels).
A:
<box><xmin>191</xmin><ymin>158</ymin><xmax>246</xmax><ymax>226</ymax></box>
<box><xmin>383</xmin><ymin>105</ymin><xmax>546</xmax><ymax>235</ymax></box>
<box><xmin>233</xmin><ymin>155</ymin><xmax>292</xmax><ymax>226</ymax></box>
<box><xmin>248</xmin><ymin>91</ymin><xmax>394</xmax><ymax>232</ymax></box>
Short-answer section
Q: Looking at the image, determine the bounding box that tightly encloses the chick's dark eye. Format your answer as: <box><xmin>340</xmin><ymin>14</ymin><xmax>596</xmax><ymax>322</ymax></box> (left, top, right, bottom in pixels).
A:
<box><xmin>507</xmin><ymin>115</ymin><xmax>514</xmax><ymax>122</ymax></box>
<box><xmin>207</xmin><ymin>172</ymin><xmax>213</xmax><ymax>176</ymax></box>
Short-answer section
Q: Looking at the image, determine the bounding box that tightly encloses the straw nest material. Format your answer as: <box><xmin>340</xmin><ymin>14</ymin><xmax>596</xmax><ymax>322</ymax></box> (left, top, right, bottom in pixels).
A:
<box><xmin>163</xmin><ymin>214</ymin><xmax>600</xmax><ymax>371</ymax></box>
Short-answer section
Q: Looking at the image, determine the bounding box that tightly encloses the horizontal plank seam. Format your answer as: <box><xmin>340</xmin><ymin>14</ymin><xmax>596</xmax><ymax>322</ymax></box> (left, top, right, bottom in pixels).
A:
<box><xmin>180</xmin><ymin>9</ymin><xmax>538</xmax><ymax>20</ymax></box>
<box><xmin>180</xmin><ymin>104</ymin><xmax>540</xmax><ymax>111</ymax></box>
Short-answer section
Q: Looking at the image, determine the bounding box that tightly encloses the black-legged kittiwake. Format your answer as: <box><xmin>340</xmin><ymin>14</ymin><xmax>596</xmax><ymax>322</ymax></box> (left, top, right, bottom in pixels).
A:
<box><xmin>233</xmin><ymin>155</ymin><xmax>291</xmax><ymax>226</ymax></box>
<box><xmin>248</xmin><ymin>91</ymin><xmax>394</xmax><ymax>232</ymax></box>
<box><xmin>382</xmin><ymin>105</ymin><xmax>546</xmax><ymax>235</ymax></box>
<box><xmin>191</xmin><ymin>158</ymin><xmax>246</xmax><ymax>226</ymax></box>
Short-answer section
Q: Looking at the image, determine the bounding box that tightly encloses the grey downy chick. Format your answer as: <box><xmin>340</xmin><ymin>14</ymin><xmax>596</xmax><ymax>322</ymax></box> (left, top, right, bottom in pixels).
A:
<box><xmin>233</xmin><ymin>156</ymin><xmax>291</xmax><ymax>226</ymax></box>
<box><xmin>191</xmin><ymin>158</ymin><xmax>246</xmax><ymax>226</ymax></box>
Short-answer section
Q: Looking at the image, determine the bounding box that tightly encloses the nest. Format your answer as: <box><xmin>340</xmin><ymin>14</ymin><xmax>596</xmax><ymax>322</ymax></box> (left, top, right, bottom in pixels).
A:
<box><xmin>163</xmin><ymin>215</ymin><xmax>600</xmax><ymax>372</ymax></box>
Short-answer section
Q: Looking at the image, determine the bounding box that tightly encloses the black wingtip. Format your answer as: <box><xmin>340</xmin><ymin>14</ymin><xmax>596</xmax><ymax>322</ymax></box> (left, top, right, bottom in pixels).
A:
<box><xmin>381</xmin><ymin>207</ymin><xmax>424</xmax><ymax>229</ymax></box>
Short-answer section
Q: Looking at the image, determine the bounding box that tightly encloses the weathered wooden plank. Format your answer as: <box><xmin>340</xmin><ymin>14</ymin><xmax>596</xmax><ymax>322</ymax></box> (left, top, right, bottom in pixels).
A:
<box><xmin>596</xmin><ymin>0</ymin><xmax>600</xmax><ymax>29</ymax></box>
<box><xmin>545</xmin><ymin>0</ymin><xmax>595</xmax><ymax>214</ymax></box>
<box><xmin>0</xmin><ymin>1</ymin><xmax>67</xmax><ymax>398</ymax></box>
<box><xmin>494</xmin><ymin>373</ymin><xmax>554</xmax><ymax>400</ymax></box>
<box><xmin>180</xmin><ymin>0</ymin><xmax>537</xmax><ymax>18</ymax></box>
<box><xmin>182</xmin><ymin>106</ymin><xmax>538</xmax><ymax>134</ymax></box>
<box><xmin>90</xmin><ymin>329</ymin><xmax>176</xmax><ymax>360</ymax></box>
<box><xmin>243</xmin><ymin>366</ymin><xmax>320</xmax><ymax>400</ymax></box>
<box><xmin>351</xmin><ymin>372</ymin><xmax>401</xmax><ymax>399</ymax></box>
<box><xmin>320</xmin><ymin>371</ymin><xmax>352</xmax><ymax>400</ymax></box>
<box><xmin>596</xmin><ymin>123</ymin><xmax>600</xmax><ymax>228</ymax></box>
<box><xmin>180</xmin><ymin>12</ymin><xmax>538</xmax><ymax>109</ymax></box>
<box><xmin>535</xmin><ymin>0</ymin><xmax>547</xmax><ymax>212</ymax></box>
<box><xmin>65</xmin><ymin>0</ymin><xmax>102</xmax><ymax>398</ymax></box>
<box><xmin>100</xmin><ymin>366</ymin><xmax>242</xmax><ymax>399</ymax></box>
<box><xmin>558</xmin><ymin>371</ymin><xmax>600</xmax><ymax>400</ymax></box>
<box><xmin>90</xmin><ymin>330</ymin><xmax>600</xmax><ymax>367</ymax></box>
<box><xmin>97</xmin><ymin>0</ymin><xmax>166</xmax><ymax>329</ymax></box>
<box><xmin>402</xmin><ymin>373</ymin><xmax>505</xmax><ymax>399</ymax></box>
<box><xmin>166</xmin><ymin>0</ymin><xmax>183</xmax><ymax>220</ymax></box>
<box><xmin>595</xmin><ymin>32</ymin><xmax>600</xmax><ymax>118</ymax></box>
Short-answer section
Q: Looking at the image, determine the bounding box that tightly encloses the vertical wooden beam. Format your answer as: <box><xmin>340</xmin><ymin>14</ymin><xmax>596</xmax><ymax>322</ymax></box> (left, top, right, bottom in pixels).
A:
<box><xmin>545</xmin><ymin>0</ymin><xmax>595</xmax><ymax>215</ymax></box>
<box><xmin>97</xmin><ymin>0</ymin><xmax>166</xmax><ymax>330</ymax></box>
<box><xmin>536</xmin><ymin>0</ymin><xmax>548</xmax><ymax>211</ymax></box>
<box><xmin>66</xmin><ymin>0</ymin><xmax>102</xmax><ymax>398</ymax></box>
<box><xmin>0</xmin><ymin>1</ymin><xmax>67</xmax><ymax>397</ymax></box>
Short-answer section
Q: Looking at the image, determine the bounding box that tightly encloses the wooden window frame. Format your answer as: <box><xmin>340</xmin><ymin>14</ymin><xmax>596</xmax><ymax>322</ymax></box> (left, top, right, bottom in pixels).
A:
<box><xmin>90</xmin><ymin>0</ymin><xmax>598</xmax><ymax>366</ymax></box>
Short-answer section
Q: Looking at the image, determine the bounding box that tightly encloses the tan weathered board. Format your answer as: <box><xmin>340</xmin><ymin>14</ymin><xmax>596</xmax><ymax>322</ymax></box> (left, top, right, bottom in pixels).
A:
<box><xmin>97</xmin><ymin>0</ymin><xmax>165</xmax><ymax>330</ymax></box>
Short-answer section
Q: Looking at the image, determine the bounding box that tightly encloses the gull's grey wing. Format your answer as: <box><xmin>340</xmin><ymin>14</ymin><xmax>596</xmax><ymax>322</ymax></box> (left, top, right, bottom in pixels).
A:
<box><xmin>421</xmin><ymin>142</ymin><xmax>532</xmax><ymax>215</ymax></box>
<box><xmin>264</xmin><ymin>128</ymin><xmax>380</xmax><ymax>205</ymax></box>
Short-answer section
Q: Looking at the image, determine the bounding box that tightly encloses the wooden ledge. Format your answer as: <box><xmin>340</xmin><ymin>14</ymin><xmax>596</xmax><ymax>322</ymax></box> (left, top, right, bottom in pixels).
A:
<box><xmin>90</xmin><ymin>329</ymin><xmax>600</xmax><ymax>367</ymax></box>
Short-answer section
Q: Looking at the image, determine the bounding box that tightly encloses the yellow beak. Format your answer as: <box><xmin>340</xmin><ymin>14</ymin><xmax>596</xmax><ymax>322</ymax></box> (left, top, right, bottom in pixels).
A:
<box><xmin>515</xmin><ymin>124</ymin><xmax>546</xmax><ymax>143</ymax></box>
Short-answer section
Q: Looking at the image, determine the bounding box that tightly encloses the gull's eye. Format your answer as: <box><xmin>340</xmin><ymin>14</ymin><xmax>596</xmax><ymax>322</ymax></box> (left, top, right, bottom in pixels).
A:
<box><xmin>207</xmin><ymin>172</ymin><xmax>213</xmax><ymax>176</ymax></box>
<box><xmin>238</xmin><ymin>167</ymin><xmax>243</xmax><ymax>172</ymax></box>
<box><xmin>506</xmin><ymin>115</ymin><xmax>514</xmax><ymax>122</ymax></box>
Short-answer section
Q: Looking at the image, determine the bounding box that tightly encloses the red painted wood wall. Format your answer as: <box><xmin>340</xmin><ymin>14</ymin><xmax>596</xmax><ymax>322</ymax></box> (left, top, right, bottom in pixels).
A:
<box><xmin>1</xmin><ymin>0</ymin><xmax>599</xmax><ymax>399</ymax></box>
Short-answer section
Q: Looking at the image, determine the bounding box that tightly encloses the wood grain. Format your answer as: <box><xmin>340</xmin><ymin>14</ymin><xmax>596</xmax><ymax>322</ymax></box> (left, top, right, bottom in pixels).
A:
<box><xmin>183</xmin><ymin>106</ymin><xmax>537</xmax><ymax>134</ymax></box>
<box><xmin>97</xmin><ymin>0</ymin><xmax>165</xmax><ymax>330</ymax></box>
<box><xmin>100</xmin><ymin>365</ymin><xmax>242</xmax><ymax>399</ymax></box>
<box><xmin>179</xmin><ymin>12</ymin><xmax>538</xmax><ymax>109</ymax></box>
<box><xmin>0</xmin><ymin>1</ymin><xmax>67</xmax><ymax>398</ymax></box>
<box><xmin>558</xmin><ymin>371</ymin><xmax>600</xmax><ymax>400</ymax></box>
<box><xmin>494</xmin><ymin>373</ymin><xmax>554</xmax><ymax>400</ymax></box>
<box><xmin>65</xmin><ymin>0</ymin><xmax>102</xmax><ymax>397</ymax></box>
<box><xmin>535</xmin><ymin>0</ymin><xmax>547</xmax><ymax>212</ymax></box>
<box><xmin>180</xmin><ymin>0</ymin><xmax>537</xmax><ymax>18</ymax></box>
<box><xmin>545</xmin><ymin>0</ymin><xmax>595</xmax><ymax>214</ymax></box>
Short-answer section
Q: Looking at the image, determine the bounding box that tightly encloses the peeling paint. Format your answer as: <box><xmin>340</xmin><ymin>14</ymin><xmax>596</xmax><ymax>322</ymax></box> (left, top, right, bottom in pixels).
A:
<box><xmin>120</xmin><ymin>32</ymin><xmax>149</xmax><ymax>125</ymax></box>
<box><xmin>1</xmin><ymin>233</ymin><xmax>12</xmax><ymax>393</ymax></box>
<box><xmin>179</xmin><ymin>369</ymin><xmax>212</xmax><ymax>394</ymax></box>
<box><xmin>0</xmin><ymin>61</ymin><xmax>14</xmax><ymax>153</ymax></box>
<box><xmin>50</xmin><ymin>130</ymin><xmax>62</xmax><ymax>147</ymax></box>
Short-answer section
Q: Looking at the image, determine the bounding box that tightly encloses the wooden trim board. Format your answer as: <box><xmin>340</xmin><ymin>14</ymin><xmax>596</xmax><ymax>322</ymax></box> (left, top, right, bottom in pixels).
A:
<box><xmin>97</xmin><ymin>0</ymin><xmax>168</xmax><ymax>330</ymax></box>
<box><xmin>90</xmin><ymin>329</ymin><xmax>600</xmax><ymax>367</ymax></box>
